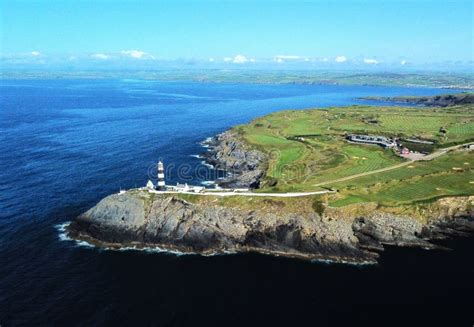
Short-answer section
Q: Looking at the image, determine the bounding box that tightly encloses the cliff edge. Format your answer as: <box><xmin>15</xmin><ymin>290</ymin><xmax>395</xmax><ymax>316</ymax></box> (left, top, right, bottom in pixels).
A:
<box><xmin>67</xmin><ymin>191</ymin><xmax>473</xmax><ymax>264</ymax></box>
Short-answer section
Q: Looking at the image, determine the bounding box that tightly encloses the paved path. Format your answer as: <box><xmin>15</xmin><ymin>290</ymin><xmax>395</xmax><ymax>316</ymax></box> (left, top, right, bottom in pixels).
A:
<box><xmin>148</xmin><ymin>189</ymin><xmax>335</xmax><ymax>198</ymax></box>
<box><xmin>313</xmin><ymin>143</ymin><xmax>471</xmax><ymax>187</ymax></box>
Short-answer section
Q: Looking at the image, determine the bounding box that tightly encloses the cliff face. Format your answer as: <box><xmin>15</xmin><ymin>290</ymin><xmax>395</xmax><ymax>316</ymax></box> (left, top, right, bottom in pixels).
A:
<box><xmin>202</xmin><ymin>131</ymin><xmax>267</xmax><ymax>189</ymax></box>
<box><xmin>67</xmin><ymin>191</ymin><xmax>473</xmax><ymax>264</ymax></box>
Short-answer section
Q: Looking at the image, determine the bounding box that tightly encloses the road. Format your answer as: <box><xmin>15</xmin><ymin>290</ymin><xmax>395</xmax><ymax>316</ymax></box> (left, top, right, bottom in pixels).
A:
<box><xmin>148</xmin><ymin>189</ymin><xmax>335</xmax><ymax>198</ymax></box>
<box><xmin>313</xmin><ymin>143</ymin><xmax>471</xmax><ymax>188</ymax></box>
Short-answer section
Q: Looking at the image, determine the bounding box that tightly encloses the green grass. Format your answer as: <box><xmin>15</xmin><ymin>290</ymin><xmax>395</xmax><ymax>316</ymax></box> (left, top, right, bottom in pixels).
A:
<box><xmin>330</xmin><ymin>151</ymin><xmax>473</xmax><ymax>206</ymax></box>
<box><xmin>331</xmin><ymin>168</ymin><xmax>473</xmax><ymax>207</ymax></box>
<box><xmin>332</xmin><ymin>151</ymin><xmax>473</xmax><ymax>189</ymax></box>
<box><xmin>233</xmin><ymin>104</ymin><xmax>474</xmax><ymax>205</ymax></box>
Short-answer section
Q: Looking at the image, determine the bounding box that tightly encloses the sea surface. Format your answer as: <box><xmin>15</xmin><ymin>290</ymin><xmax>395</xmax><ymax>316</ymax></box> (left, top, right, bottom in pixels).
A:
<box><xmin>0</xmin><ymin>79</ymin><xmax>472</xmax><ymax>326</ymax></box>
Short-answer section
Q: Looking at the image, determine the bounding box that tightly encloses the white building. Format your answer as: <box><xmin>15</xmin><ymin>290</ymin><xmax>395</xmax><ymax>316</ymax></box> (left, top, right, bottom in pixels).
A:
<box><xmin>346</xmin><ymin>134</ymin><xmax>396</xmax><ymax>148</ymax></box>
<box><xmin>146</xmin><ymin>180</ymin><xmax>155</xmax><ymax>190</ymax></box>
<box><xmin>168</xmin><ymin>183</ymin><xmax>205</xmax><ymax>193</ymax></box>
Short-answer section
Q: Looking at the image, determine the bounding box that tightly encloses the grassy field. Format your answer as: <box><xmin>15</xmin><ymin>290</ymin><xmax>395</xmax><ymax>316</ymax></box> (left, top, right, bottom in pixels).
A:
<box><xmin>330</xmin><ymin>151</ymin><xmax>473</xmax><ymax>207</ymax></box>
<box><xmin>233</xmin><ymin>104</ymin><xmax>474</xmax><ymax>205</ymax></box>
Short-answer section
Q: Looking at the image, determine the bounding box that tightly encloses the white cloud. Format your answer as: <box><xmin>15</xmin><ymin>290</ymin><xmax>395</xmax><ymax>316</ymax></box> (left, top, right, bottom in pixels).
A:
<box><xmin>363</xmin><ymin>58</ymin><xmax>379</xmax><ymax>64</ymax></box>
<box><xmin>31</xmin><ymin>51</ymin><xmax>41</xmax><ymax>57</ymax></box>
<box><xmin>232</xmin><ymin>54</ymin><xmax>250</xmax><ymax>64</ymax></box>
<box><xmin>208</xmin><ymin>58</ymin><xmax>215</xmax><ymax>62</ymax></box>
<box><xmin>224</xmin><ymin>54</ymin><xmax>254</xmax><ymax>64</ymax></box>
<box><xmin>120</xmin><ymin>50</ymin><xmax>154</xmax><ymax>59</ymax></box>
<box><xmin>400</xmin><ymin>60</ymin><xmax>408</xmax><ymax>65</ymax></box>
<box><xmin>91</xmin><ymin>53</ymin><xmax>110</xmax><ymax>60</ymax></box>
<box><xmin>273</xmin><ymin>55</ymin><xmax>301</xmax><ymax>63</ymax></box>
<box><xmin>273</xmin><ymin>55</ymin><xmax>304</xmax><ymax>63</ymax></box>
<box><xmin>335</xmin><ymin>56</ymin><xmax>347</xmax><ymax>63</ymax></box>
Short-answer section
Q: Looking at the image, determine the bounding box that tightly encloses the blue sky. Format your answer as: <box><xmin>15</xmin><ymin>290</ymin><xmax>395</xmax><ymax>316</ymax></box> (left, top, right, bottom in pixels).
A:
<box><xmin>1</xmin><ymin>0</ymin><xmax>472</xmax><ymax>68</ymax></box>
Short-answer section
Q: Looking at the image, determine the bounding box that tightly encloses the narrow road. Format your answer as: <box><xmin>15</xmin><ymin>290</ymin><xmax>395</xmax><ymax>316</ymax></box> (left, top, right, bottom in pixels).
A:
<box><xmin>148</xmin><ymin>189</ymin><xmax>335</xmax><ymax>197</ymax></box>
<box><xmin>313</xmin><ymin>143</ymin><xmax>471</xmax><ymax>187</ymax></box>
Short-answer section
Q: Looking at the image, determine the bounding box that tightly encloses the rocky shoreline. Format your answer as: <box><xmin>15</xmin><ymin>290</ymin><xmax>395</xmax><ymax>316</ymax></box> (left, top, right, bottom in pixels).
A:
<box><xmin>201</xmin><ymin>131</ymin><xmax>267</xmax><ymax>189</ymax></box>
<box><xmin>67</xmin><ymin>128</ymin><xmax>474</xmax><ymax>264</ymax></box>
<box><xmin>66</xmin><ymin>190</ymin><xmax>473</xmax><ymax>264</ymax></box>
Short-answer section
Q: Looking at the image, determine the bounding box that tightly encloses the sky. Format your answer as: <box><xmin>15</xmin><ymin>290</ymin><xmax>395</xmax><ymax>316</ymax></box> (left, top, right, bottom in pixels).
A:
<box><xmin>0</xmin><ymin>0</ymin><xmax>473</xmax><ymax>69</ymax></box>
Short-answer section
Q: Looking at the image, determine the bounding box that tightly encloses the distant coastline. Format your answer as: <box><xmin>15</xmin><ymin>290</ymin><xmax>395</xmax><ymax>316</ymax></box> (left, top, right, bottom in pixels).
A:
<box><xmin>361</xmin><ymin>92</ymin><xmax>474</xmax><ymax>107</ymax></box>
<box><xmin>2</xmin><ymin>70</ymin><xmax>474</xmax><ymax>90</ymax></box>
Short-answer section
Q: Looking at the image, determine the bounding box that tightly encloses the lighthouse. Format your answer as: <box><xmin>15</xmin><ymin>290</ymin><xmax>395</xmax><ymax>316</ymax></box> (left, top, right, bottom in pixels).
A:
<box><xmin>156</xmin><ymin>160</ymin><xmax>166</xmax><ymax>191</ymax></box>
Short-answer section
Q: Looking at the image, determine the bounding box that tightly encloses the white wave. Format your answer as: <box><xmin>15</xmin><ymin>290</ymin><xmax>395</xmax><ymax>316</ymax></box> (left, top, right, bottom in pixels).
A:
<box><xmin>56</xmin><ymin>222</ymin><xmax>71</xmax><ymax>241</ymax></box>
<box><xmin>310</xmin><ymin>257</ymin><xmax>376</xmax><ymax>266</ymax></box>
<box><xmin>200</xmin><ymin>180</ymin><xmax>215</xmax><ymax>186</ymax></box>
<box><xmin>55</xmin><ymin>222</ymin><xmax>95</xmax><ymax>248</ymax></box>
<box><xmin>55</xmin><ymin>222</ymin><xmax>207</xmax><ymax>256</ymax></box>
<box><xmin>75</xmin><ymin>240</ymin><xmax>96</xmax><ymax>248</ymax></box>
<box><xmin>113</xmin><ymin>245</ymin><xmax>192</xmax><ymax>256</ymax></box>
<box><xmin>200</xmin><ymin>137</ymin><xmax>213</xmax><ymax>148</ymax></box>
<box><xmin>201</xmin><ymin>160</ymin><xmax>214</xmax><ymax>169</ymax></box>
<box><xmin>190</xmin><ymin>154</ymin><xmax>203</xmax><ymax>159</ymax></box>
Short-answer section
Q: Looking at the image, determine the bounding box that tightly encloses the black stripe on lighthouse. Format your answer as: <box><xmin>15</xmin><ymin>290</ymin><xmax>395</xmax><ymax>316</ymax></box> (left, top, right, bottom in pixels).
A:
<box><xmin>157</xmin><ymin>160</ymin><xmax>165</xmax><ymax>190</ymax></box>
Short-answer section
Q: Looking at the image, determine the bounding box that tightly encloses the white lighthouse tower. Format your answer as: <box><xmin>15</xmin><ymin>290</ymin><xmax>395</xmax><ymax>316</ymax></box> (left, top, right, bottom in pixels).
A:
<box><xmin>156</xmin><ymin>160</ymin><xmax>166</xmax><ymax>191</ymax></box>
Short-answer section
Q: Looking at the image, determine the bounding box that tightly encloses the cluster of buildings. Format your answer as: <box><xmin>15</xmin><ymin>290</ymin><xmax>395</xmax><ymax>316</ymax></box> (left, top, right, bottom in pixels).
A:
<box><xmin>166</xmin><ymin>183</ymin><xmax>205</xmax><ymax>193</ymax></box>
<box><xmin>346</xmin><ymin>134</ymin><xmax>397</xmax><ymax>148</ymax></box>
<box><xmin>345</xmin><ymin>134</ymin><xmax>430</xmax><ymax>158</ymax></box>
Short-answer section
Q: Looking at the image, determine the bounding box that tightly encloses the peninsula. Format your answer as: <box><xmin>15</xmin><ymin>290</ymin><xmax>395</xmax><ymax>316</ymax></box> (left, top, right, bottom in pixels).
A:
<box><xmin>362</xmin><ymin>92</ymin><xmax>474</xmax><ymax>107</ymax></box>
<box><xmin>67</xmin><ymin>99</ymin><xmax>474</xmax><ymax>264</ymax></box>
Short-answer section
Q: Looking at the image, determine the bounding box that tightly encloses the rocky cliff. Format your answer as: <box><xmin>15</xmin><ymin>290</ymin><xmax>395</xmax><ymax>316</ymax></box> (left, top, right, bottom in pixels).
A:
<box><xmin>202</xmin><ymin>131</ymin><xmax>267</xmax><ymax>189</ymax></box>
<box><xmin>67</xmin><ymin>191</ymin><xmax>473</xmax><ymax>264</ymax></box>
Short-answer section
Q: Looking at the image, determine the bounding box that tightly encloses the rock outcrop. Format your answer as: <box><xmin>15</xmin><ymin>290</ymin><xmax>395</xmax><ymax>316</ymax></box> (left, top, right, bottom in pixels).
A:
<box><xmin>202</xmin><ymin>131</ymin><xmax>267</xmax><ymax>189</ymax></box>
<box><xmin>67</xmin><ymin>191</ymin><xmax>474</xmax><ymax>264</ymax></box>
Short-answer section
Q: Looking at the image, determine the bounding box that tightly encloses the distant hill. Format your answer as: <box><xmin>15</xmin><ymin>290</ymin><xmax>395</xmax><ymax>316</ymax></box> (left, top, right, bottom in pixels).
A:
<box><xmin>364</xmin><ymin>92</ymin><xmax>474</xmax><ymax>107</ymax></box>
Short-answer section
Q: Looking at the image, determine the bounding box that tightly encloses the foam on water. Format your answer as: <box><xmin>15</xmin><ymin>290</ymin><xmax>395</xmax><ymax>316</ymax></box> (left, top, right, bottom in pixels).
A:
<box><xmin>200</xmin><ymin>160</ymin><xmax>214</xmax><ymax>169</ymax></box>
<box><xmin>190</xmin><ymin>154</ymin><xmax>203</xmax><ymax>159</ymax></box>
<box><xmin>55</xmin><ymin>221</ymin><xmax>232</xmax><ymax>257</ymax></box>
<box><xmin>55</xmin><ymin>221</ymin><xmax>373</xmax><ymax>265</ymax></box>
<box><xmin>200</xmin><ymin>137</ymin><xmax>213</xmax><ymax>148</ymax></box>
<box><xmin>56</xmin><ymin>222</ymin><xmax>96</xmax><ymax>248</ymax></box>
<box><xmin>200</xmin><ymin>180</ymin><xmax>215</xmax><ymax>186</ymax></box>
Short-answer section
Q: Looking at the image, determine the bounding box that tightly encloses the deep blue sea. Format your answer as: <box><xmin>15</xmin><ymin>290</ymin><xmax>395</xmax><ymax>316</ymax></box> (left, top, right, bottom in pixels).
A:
<box><xmin>0</xmin><ymin>79</ymin><xmax>473</xmax><ymax>326</ymax></box>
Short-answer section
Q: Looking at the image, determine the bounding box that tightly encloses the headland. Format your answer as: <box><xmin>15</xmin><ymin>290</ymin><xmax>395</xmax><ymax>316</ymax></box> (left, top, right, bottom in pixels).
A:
<box><xmin>67</xmin><ymin>97</ymin><xmax>474</xmax><ymax>263</ymax></box>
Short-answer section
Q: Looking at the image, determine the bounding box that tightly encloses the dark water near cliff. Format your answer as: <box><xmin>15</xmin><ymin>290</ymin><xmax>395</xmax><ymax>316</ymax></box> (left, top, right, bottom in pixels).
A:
<box><xmin>0</xmin><ymin>79</ymin><xmax>472</xmax><ymax>326</ymax></box>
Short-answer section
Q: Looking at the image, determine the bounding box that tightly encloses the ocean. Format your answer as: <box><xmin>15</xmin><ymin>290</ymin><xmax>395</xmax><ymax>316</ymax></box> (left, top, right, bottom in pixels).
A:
<box><xmin>0</xmin><ymin>79</ymin><xmax>472</xmax><ymax>326</ymax></box>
